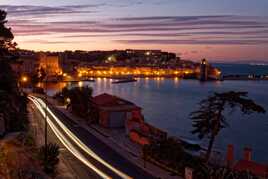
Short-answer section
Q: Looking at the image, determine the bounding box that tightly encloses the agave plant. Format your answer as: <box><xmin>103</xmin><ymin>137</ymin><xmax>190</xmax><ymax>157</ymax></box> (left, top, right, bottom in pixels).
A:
<box><xmin>38</xmin><ymin>143</ymin><xmax>60</xmax><ymax>174</ymax></box>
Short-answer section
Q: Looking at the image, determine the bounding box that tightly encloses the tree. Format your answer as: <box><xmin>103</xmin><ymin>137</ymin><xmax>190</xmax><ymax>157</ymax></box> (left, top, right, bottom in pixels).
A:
<box><xmin>32</xmin><ymin>67</ymin><xmax>46</xmax><ymax>84</ymax></box>
<box><xmin>54</xmin><ymin>86</ymin><xmax>93</xmax><ymax>118</ymax></box>
<box><xmin>190</xmin><ymin>91</ymin><xmax>265</xmax><ymax>162</ymax></box>
<box><xmin>0</xmin><ymin>10</ymin><xmax>28</xmax><ymax>135</ymax></box>
<box><xmin>0</xmin><ymin>10</ymin><xmax>17</xmax><ymax>59</ymax></box>
<box><xmin>0</xmin><ymin>60</ymin><xmax>18</xmax><ymax>93</ymax></box>
<box><xmin>196</xmin><ymin>165</ymin><xmax>258</xmax><ymax>179</ymax></box>
<box><xmin>0</xmin><ymin>9</ymin><xmax>18</xmax><ymax>92</ymax></box>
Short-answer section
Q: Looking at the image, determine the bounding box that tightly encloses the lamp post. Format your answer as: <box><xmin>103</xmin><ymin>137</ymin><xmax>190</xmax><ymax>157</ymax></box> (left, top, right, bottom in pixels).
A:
<box><xmin>44</xmin><ymin>57</ymin><xmax>48</xmax><ymax>166</ymax></box>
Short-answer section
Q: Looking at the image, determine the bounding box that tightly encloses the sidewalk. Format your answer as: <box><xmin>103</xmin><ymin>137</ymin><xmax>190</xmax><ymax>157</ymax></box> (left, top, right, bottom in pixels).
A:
<box><xmin>28</xmin><ymin>103</ymin><xmax>77</xmax><ymax>179</ymax></box>
<box><xmin>53</xmin><ymin>104</ymin><xmax>182</xmax><ymax>179</ymax></box>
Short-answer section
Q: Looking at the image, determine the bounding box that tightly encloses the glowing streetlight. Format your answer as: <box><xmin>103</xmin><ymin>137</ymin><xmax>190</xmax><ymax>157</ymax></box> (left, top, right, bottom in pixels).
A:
<box><xmin>65</xmin><ymin>97</ymin><xmax>71</xmax><ymax>104</ymax></box>
<box><xmin>21</xmin><ymin>76</ymin><xmax>28</xmax><ymax>83</ymax></box>
<box><xmin>78</xmin><ymin>81</ymin><xmax>83</xmax><ymax>87</ymax></box>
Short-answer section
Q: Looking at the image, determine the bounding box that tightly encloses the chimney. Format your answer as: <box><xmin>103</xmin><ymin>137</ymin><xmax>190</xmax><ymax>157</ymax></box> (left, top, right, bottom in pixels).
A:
<box><xmin>243</xmin><ymin>147</ymin><xmax>252</xmax><ymax>161</ymax></box>
<box><xmin>185</xmin><ymin>167</ymin><xmax>193</xmax><ymax>179</ymax></box>
<box><xmin>226</xmin><ymin>144</ymin><xmax>234</xmax><ymax>167</ymax></box>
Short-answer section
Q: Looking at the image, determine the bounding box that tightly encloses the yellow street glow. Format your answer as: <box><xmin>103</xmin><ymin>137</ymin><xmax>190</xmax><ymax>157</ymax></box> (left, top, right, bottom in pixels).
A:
<box><xmin>21</xmin><ymin>76</ymin><xmax>28</xmax><ymax>82</ymax></box>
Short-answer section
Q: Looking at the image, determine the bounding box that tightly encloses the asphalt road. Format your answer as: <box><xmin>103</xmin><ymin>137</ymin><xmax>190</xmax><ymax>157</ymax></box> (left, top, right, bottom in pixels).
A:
<box><xmin>30</xmin><ymin>100</ymin><xmax>102</xmax><ymax>179</ymax></box>
<box><xmin>30</xmin><ymin>96</ymin><xmax>156</xmax><ymax>179</ymax></box>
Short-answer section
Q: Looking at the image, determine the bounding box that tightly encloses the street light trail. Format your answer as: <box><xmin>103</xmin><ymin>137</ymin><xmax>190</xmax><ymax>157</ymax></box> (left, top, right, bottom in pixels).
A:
<box><xmin>32</xmin><ymin>96</ymin><xmax>132</xmax><ymax>179</ymax></box>
<box><xmin>29</xmin><ymin>96</ymin><xmax>133</xmax><ymax>179</ymax></box>
<box><xmin>29</xmin><ymin>96</ymin><xmax>112</xmax><ymax>179</ymax></box>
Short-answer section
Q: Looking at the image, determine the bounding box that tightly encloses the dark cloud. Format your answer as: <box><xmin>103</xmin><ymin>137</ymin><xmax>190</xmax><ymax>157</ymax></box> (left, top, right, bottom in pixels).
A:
<box><xmin>2</xmin><ymin>5</ymin><xmax>267</xmax><ymax>46</ymax></box>
<box><xmin>115</xmin><ymin>15</ymin><xmax>231</xmax><ymax>21</ymax></box>
<box><xmin>115</xmin><ymin>39</ymin><xmax>268</xmax><ymax>45</ymax></box>
<box><xmin>21</xmin><ymin>39</ymin><xmax>89</xmax><ymax>44</ymax></box>
<box><xmin>11</xmin><ymin>24</ymin><xmax>268</xmax><ymax>36</ymax></box>
<box><xmin>0</xmin><ymin>4</ymin><xmax>101</xmax><ymax>17</ymax></box>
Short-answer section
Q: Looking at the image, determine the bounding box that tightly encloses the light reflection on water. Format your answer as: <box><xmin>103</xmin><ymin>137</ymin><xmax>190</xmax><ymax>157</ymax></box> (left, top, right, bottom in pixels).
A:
<box><xmin>45</xmin><ymin>78</ymin><xmax>268</xmax><ymax>162</ymax></box>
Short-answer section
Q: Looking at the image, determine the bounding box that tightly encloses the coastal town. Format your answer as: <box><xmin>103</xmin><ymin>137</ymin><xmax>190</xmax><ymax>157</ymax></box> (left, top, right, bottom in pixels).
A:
<box><xmin>12</xmin><ymin>49</ymin><xmax>222</xmax><ymax>84</ymax></box>
<box><xmin>1</xmin><ymin>1</ymin><xmax>268</xmax><ymax>179</ymax></box>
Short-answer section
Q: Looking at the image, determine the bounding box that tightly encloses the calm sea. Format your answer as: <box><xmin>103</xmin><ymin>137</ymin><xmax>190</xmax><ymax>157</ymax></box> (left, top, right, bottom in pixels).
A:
<box><xmin>213</xmin><ymin>63</ymin><xmax>268</xmax><ymax>75</ymax></box>
<box><xmin>46</xmin><ymin>64</ymin><xmax>268</xmax><ymax>163</ymax></box>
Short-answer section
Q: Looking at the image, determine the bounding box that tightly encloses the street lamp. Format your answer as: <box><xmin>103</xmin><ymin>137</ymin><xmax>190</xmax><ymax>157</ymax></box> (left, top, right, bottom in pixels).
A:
<box><xmin>43</xmin><ymin>58</ymin><xmax>48</xmax><ymax>167</ymax></box>
<box><xmin>21</xmin><ymin>76</ymin><xmax>28</xmax><ymax>82</ymax></box>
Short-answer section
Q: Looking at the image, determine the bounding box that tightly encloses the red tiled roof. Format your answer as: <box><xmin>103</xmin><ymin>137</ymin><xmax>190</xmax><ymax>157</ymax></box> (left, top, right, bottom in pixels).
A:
<box><xmin>92</xmin><ymin>93</ymin><xmax>141</xmax><ymax>109</ymax></box>
<box><xmin>234</xmin><ymin>160</ymin><xmax>268</xmax><ymax>177</ymax></box>
<box><xmin>92</xmin><ymin>93</ymin><xmax>118</xmax><ymax>106</ymax></box>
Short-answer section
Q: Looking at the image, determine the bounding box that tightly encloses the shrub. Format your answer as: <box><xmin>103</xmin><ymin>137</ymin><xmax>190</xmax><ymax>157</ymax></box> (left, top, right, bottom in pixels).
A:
<box><xmin>144</xmin><ymin>137</ymin><xmax>204</xmax><ymax>174</ymax></box>
<box><xmin>38</xmin><ymin>143</ymin><xmax>60</xmax><ymax>174</ymax></box>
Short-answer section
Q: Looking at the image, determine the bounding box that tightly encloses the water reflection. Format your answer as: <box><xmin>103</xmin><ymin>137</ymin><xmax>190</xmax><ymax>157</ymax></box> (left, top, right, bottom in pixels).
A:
<box><xmin>78</xmin><ymin>81</ymin><xmax>83</xmax><ymax>87</ymax></box>
<box><xmin>174</xmin><ymin>77</ymin><xmax>180</xmax><ymax>88</ymax></box>
<box><xmin>43</xmin><ymin>79</ymin><xmax>268</xmax><ymax>162</ymax></box>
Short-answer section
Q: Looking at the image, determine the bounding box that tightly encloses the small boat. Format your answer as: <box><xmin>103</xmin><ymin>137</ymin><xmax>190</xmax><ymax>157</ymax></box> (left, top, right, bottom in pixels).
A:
<box><xmin>85</xmin><ymin>79</ymin><xmax>96</xmax><ymax>82</ymax></box>
<box><xmin>112</xmin><ymin>78</ymin><xmax>137</xmax><ymax>84</ymax></box>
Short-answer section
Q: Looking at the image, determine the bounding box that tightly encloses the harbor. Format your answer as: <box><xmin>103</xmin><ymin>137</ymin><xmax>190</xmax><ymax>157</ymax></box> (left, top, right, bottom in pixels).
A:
<box><xmin>41</xmin><ymin>77</ymin><xmax>268</xmax><ymax>163</ymax></box>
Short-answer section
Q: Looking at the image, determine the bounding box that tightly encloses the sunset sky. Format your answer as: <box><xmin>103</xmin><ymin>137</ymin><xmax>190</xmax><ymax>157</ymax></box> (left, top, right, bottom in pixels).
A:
<box><xmin>1</xmin><ymin>0</ymin><xmax>268</xmax><ymax>62</ymax></box>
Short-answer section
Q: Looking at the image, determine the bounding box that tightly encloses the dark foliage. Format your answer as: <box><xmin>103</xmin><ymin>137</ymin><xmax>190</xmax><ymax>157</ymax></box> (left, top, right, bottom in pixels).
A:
<box><xmin>32</xmin><ymin>67</ymin><xmax>46</xmax><ymax>84</ymax></box>
<box><xmin>195</xmin><ymin>165</ymin><xmax>258</xmax><ymax>179</ymax></box>
<box><xmin>54</xmin><ymin>86</ymin><xmax>93</xmax><ymax>118</ymax></box>
<box><xmin>0</xmin><ymin>10</ymin><xmax>16</xmax><ymax>57</ymax></box>
<box><xmin>38</xmin><ymin>143</ymin><xmax>60</xmax><ymax>174</ymax></box>
<box><xmin>0</xmin><ymin>10</ymin><xmax>28</xmax><ymax>135</ymax></box>
<box><xmin>144</xmin><ymin>137</ymin><xmax>205</xmax><ymax>175</ymax></box>
<box><xmin>190</xmin><ymin>91</ymin><xmax>265</xmax><ymax>162</ymax></box>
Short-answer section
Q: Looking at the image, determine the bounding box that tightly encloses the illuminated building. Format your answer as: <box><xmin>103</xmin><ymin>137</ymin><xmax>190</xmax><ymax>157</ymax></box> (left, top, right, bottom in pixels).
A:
<box><xmin>38</xmin><ymin>53</ymin><xmax>62</xmax><ymax>76</ymax></box>
<box><xmin>77</xmin><ymin>66</ymin><xmax>194</xmax><ymax>78</ymax></box>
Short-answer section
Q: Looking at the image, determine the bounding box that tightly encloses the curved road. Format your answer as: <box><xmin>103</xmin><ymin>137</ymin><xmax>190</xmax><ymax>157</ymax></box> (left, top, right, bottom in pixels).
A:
<box><xmin>29</xmin><ymin>96</ymin><xmax>155</xmax><ymax>179</ymax></box>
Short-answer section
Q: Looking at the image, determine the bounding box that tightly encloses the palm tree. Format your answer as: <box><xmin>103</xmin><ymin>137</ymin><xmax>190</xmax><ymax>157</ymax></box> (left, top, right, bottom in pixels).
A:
<box><xmin>190</xmin><ymin>91</ymin><xmax>265</xmax><ymax>162</ymax></box>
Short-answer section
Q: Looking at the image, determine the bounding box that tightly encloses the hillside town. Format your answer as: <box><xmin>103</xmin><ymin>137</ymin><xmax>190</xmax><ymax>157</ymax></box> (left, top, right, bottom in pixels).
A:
<box><xmin>12</xmin><ymin>49</ymin><xmax>221</xmax><ymax>83</ymax></box>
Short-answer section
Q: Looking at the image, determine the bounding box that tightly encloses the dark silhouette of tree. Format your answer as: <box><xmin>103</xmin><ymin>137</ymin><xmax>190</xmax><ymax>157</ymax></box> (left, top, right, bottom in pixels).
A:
<box><xmin>190</xmin><ymin>91</ymin><xmax>265</xmax><ymax>162</ymax></box>
<box><xmin>0</xmin><ymin>60</ymin><xmax>18</xmax><ymax>92</ymax></box>
<box><xmin>32</xmin><ymin>67</ymin><xmax>46</xmax><ymax>84</ymax></box>
<box><xmin>0</xmin><ymin>10</ymin><xmax>28</xmax><ymax>135</ymax></box>
<box><xmin>0</xmin><ymin>10</ymin><xmax>17</xmax><ymax>59</ymax></box>
<box><xmin>54</xmin><ymin>86</ymin><xmax>93</xmax><ymax>118</ymax></box>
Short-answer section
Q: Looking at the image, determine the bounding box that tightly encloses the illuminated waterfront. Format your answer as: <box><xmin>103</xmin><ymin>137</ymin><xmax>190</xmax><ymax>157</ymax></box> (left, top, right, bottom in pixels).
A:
<box><xmin>45</xmin><ymin>78</ymin><xmax>268</xmax><ymax>162</ymax></box>
<box><xmin>76</xmin><ymin>66</ymin><xmax>197</xmax><ymax>78</ymax></box>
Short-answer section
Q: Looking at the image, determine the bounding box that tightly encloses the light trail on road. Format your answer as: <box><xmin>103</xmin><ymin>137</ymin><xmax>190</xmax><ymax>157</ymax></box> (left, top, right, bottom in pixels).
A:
<box><xmin>29</xmin><ymin>96</ymin><xmax>112</xmax><ymax>179</ymax></box>
<box><xmin>29</xmin><ymin>95</ymin><xmax>133</xmax><ymax>179</ymax></box>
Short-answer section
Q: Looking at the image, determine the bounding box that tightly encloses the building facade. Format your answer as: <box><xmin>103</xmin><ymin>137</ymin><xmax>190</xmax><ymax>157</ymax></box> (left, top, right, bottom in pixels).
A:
<box><xmin>38</xmin><ymin>53</ymin><xmax>62</xmax><ymax>76</ymax></box>
<box><xmin>90</xmin><ymin>93</ymin><xmax>167</xmax><ymax>145</ymax></box>
<box><xmin>91</xmin><ymin>93</ymin><xmax>143</xmax><ymax>128</ymax></box>
<box><xmin>200</xmin><ymin>58</ymin><xmax>208</xmax><ymax>81</ymax></box>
